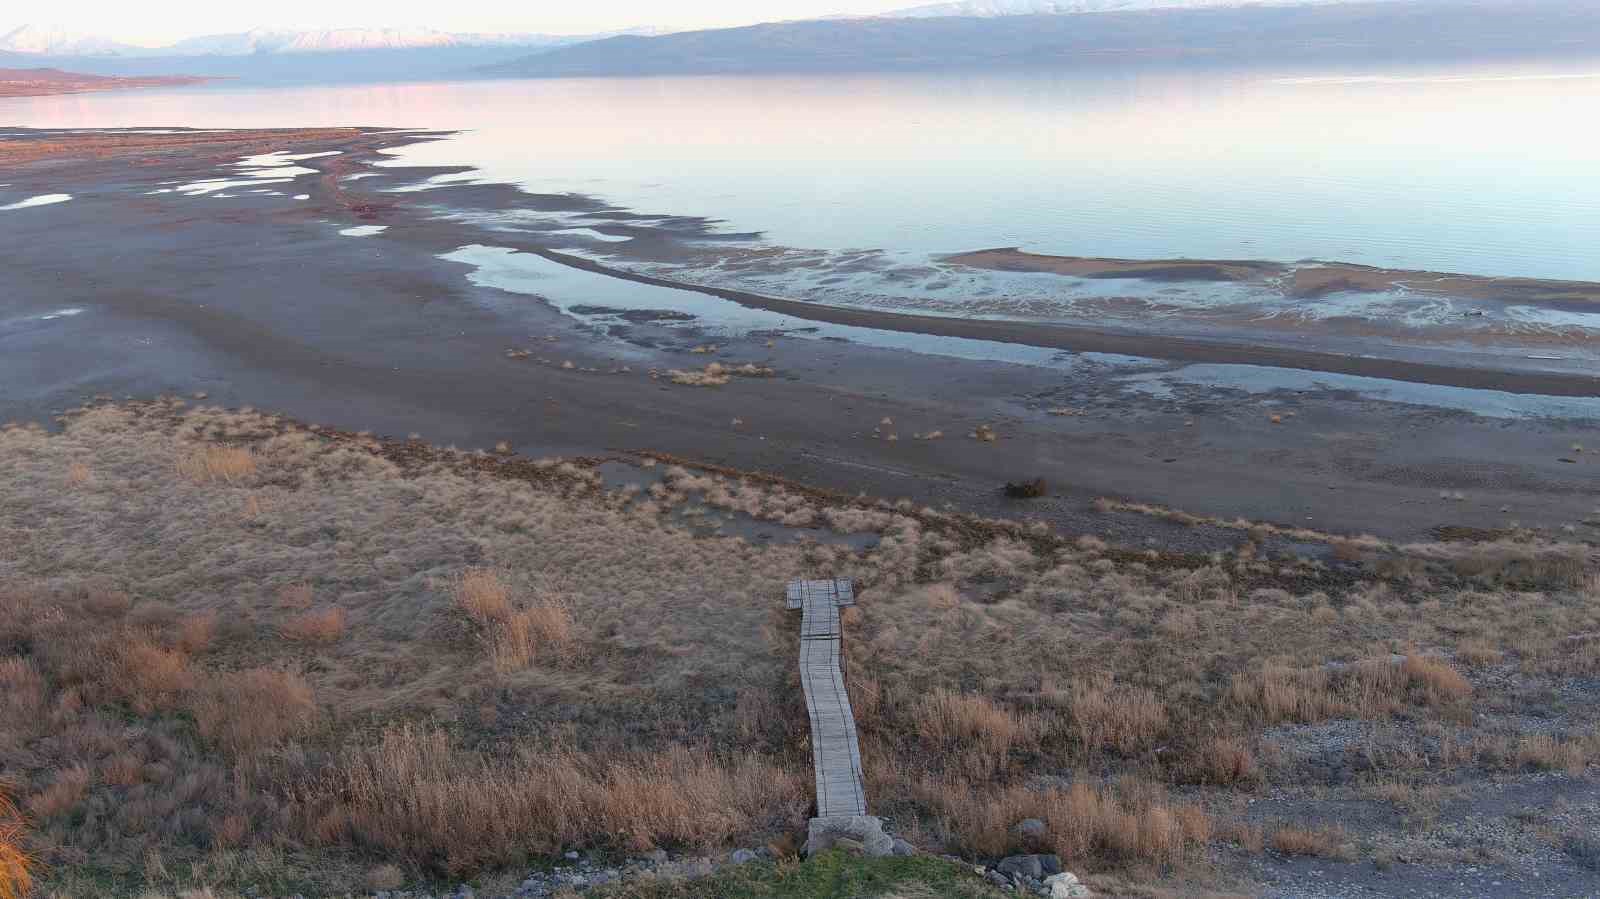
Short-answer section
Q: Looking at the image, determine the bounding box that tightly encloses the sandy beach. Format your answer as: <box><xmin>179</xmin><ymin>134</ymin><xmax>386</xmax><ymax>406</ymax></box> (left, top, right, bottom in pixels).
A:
<box><xmin>3</xmin><ymin>126</ymin><xmax>1598</xmax><ymax>544</ymax></box>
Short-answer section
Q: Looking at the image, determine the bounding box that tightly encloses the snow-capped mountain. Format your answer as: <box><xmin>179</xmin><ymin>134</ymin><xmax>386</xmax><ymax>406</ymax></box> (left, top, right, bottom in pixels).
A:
<box><xmin>0</xmin><ymin>24</ymin><xmax>138</xmax><ymax>56</ymax></box>
<box><xmin>0</xmin><ymin>23</ymin><xmax>679</xmax><ymax>57</ymax></box>
<box><xmin>880</xmin><ymin>0</ymin><xmax>1393</xmax><ymax>16</ymax></box>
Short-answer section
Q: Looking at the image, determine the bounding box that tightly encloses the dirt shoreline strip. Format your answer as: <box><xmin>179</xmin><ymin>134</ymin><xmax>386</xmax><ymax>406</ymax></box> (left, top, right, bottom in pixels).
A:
<box><xmin>527</xmin><ymin>246</ymin><xmax>1600</xmax><ymax>397</ymax></box>
<box><xmin>0</xmin><ymin>68</ymin><xmax>214</xmax><ymax>99</ymax></box>
<box><xmin>944</xmin><ymin>247</ymin><xmax>1600</xmax><ymax>306</ymax></box>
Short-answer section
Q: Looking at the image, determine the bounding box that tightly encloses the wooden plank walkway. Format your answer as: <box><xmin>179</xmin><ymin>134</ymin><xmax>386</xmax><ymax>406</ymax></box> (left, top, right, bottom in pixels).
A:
<box><xmin>788</xmin><ymin>578</ymin><xmax>866</xmax><ymax>819</ymax></box>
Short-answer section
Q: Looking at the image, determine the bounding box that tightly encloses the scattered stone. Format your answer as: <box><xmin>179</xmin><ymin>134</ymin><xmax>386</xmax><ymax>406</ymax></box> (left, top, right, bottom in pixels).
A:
<box><xmin>563</xmin><ymin>851</ymin><xmax>580</xmax><ymax>861</ymax></box>
<box><xmin>730</xmin><ymin>848</ymin><xmax>759</xmax><ymax>865</ymax></box>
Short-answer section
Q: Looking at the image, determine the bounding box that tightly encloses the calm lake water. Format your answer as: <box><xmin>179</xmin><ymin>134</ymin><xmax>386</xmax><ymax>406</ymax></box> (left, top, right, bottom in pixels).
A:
<box><xmin>8</xmin><ymin>60</ymin><xmax>1600</xmax><ymax>284</ymax></box>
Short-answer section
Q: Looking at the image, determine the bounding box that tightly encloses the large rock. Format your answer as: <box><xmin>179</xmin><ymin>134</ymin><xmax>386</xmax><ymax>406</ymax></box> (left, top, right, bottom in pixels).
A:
<box><xmin>804</xmin><ymin>815</ymin><xmax>896</xmax><ymax>857</ymax></box>
<box><xmin>996</xmin><ymin>854</ymin><xmax>1044</xmax><ymax>879</ymax></box>
<box><xmin>1012</xmin><ymin>817</ymin><xmax>1048</xmax><ymax>845</ymax></box>
<box><xmin>1045</xmin><ymin>871</ymin><xmax>1092</xmax><ymax>898</ymax></box>
<box><xmin>891</xmin><ymin>837</ymin><xmax>917</xmax><ymax>857</ymax></box>
<box><xmin>729</xmin><ymin>848</ymin><xmax>759</xmax><ymax>865</ymax></box>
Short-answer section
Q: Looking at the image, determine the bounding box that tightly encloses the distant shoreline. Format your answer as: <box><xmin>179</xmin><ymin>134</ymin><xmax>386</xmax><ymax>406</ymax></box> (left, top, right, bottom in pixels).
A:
<box><xmin>0</xmin><ymin>67</ymin><xmax>214</xmax><ymax>99</ymax></box>
<box><xmin>942</xmin><ymin>248</ymin><xmax>1600</xmax><ymax>308</ymax></box>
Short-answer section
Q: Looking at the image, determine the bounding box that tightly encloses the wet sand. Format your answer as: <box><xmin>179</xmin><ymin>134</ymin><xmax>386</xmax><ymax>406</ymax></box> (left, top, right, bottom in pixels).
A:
<box><xmin>3</xmin><ymin>127</ymin><xmax>1598</xmax><ymax>543</ymax></box>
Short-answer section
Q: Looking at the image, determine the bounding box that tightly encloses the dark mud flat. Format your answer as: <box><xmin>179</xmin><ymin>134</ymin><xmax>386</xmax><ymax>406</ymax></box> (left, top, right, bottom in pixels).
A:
<box><xmin>2</xmin><ymin>126</ymin><xmax>1599</xmax><ymax>551</ymax></box>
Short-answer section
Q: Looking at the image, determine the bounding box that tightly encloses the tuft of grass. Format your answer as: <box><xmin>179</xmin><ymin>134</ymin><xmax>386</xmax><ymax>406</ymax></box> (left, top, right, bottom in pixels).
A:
<box><xmin>67</xmin><ymin>462</ymin><xmax>92</xmax><ymax>486</ymax></box>
<box><xmin>176</xmin><ymin>444</ymin><xmax>257</xmax><ymax>484</ymax></box>
<box><xmin>453</xmin><ymin>568</ymin><xmax>513</xmax><ymax>624</ymax></box>
<box><xmin>1268</xmin><ymin>824</ymin><xmax>1352</xmax><ymax>859</ymax></box>
<box><xmin>0</xmin><ymin>788</ymin><xmax>33</xmax><ymax>899</ymax></box>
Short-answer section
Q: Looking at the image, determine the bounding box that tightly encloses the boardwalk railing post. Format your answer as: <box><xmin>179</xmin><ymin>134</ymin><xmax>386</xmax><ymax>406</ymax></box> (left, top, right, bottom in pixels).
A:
<box><xmin>787</xmin><ymin>577</ymin><xmax>894</xmax><ymax>857</ymax></box>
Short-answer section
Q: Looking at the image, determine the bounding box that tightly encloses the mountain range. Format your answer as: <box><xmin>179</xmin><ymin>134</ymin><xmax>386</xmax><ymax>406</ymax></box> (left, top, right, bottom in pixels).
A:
<box><xmin>0</xmin><ymin>1</ymin><xmax>1411</xmax><ymax>58</ymax></box>
<box><xmin>0</xmin><ymin>23</ymin><xmax>671</xmax><ymax>57</ymax></box>
<box><xmin>490</xmin><ymin>0</ymin><xmax>1599</xmax><ymax>78</ymax></box>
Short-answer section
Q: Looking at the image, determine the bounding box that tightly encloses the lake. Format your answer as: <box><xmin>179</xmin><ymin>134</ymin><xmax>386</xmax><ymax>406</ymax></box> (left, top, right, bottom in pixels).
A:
<box><xmin>7</xmin><ymin>59</ymin><xmax>1600</xmax><ymax>347</ymax></box>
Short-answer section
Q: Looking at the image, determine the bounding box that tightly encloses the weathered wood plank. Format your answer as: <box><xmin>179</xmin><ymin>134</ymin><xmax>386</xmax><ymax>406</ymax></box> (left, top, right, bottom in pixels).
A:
<box><xmin>790</xmin><ymin>577</ymin><xmax>866</xmax><ymax>819</ymax></box>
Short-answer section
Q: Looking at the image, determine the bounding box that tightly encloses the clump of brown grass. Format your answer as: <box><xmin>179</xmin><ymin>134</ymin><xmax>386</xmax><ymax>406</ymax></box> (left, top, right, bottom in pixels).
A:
<box><xmin>0</xmin><ymin>788</ymin><xmax>33</xmax><ymax>899</ymax></box>
<box><xmin>1399</xmin><ymin>655</ymin><xmax>1471</xmax><ymax>704</ymax></box>
<box><xmin>1456</xmin><ymin>640</ymin><xmax>1505</xmax><ymax>668</ymax></box>
<box><xmin>174</xmin><ymin>611</ymin><xmax>217</xmax><ymax>654</ymax></box>
<box><xmin>451</xmin><ymin>569</ymin><xmax>575</xmax><ymax>671</ymax></box>
<box><xmin>453</xmin><ymin>569</ymin><xmax>513</xmax><ymax>624</ymax></box>
<box><xmin>28</xmin><ymin>765</ymin><xmax>90</xmax><ymax>820</ymax></box>
<box><xmin>281</xmin><ymin>607</ymin><xmax>347</xmax><ymax>644</ymax></box>
<box><xmin>910</xmin><ymin>777</ymin><xmax>1211</xmax><ymax>866</ymax></box>
<box><xmin>0</xmin><ymin>658</ymin><xmax>46</xmax><ymax>727</ymax></box>
<box><xmin>110</xmin><ymin>639</ymin><xmax>193</xmax><ymax>714</ymax></box>
<box><xmin>313</xmin><ymin>726</ymin><xmax>806</xmax><ymax>873</ymax></box>
<box><xmin>1069</xmin><ymin>675</ymin><xmax>1169</xmax><ymax>754</ymax></box>
<box><xmin>190</xmin><ymin>667</ymin><xmax>317</xmax><ymax>756</ymax></box>
<box><xmin>67</xmin><ymin>462</ymin><xmax>92</xmax><ymax>486</ymax></box>
<box><xmin>918</xmin><ymin>691</ymin><xmax>1029</xmax><ymax>760</ymax></box>
<box><xmin>176</xmin><ymin>444</ymin><xmax>257</xmax><ymax>484</ymax></box>
<box><xmin>1184</xmin><ymin>736</ymin><xmax>1259</xmax><ymax>785</ymax></box>
<box><xmin>667</xmin><ymin>362</ymin><xmax>774</xmax><ymax>387</ymax></box>
<box><xmin>1268</xmin><ymin>823</ymin><xmax>1352</xmax><ymax>859</ymax></box>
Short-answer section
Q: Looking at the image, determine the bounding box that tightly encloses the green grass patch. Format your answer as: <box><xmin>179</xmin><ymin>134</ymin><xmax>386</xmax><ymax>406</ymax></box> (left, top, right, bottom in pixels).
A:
<box><xmin>593</xmin><ymin>851</ymin><xmax>1007</xmax><ymax>899</ymax></box>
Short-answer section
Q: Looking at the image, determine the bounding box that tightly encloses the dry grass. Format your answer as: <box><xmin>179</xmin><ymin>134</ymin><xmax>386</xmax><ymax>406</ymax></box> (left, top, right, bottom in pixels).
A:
<box><xmin>453</xmin><ymin>568</ymin><xmax>514</xmax><ymax>624</ymax></box>
<box><xmin>281</xmin><ymin>607</ymin><xmax>347</xmax><ymax>643</ymax></box>
<box><xmin>191</xmin><ymin>667</ymin><xmax>318</xmax><ymax>756</ymax></box>
<box><xmin>310</xmin><ymin>726</ymin><xmax>806</xmax><ymax>873</ymax></box>
<box><xmin>0</xmin><ymin>788</ymin><xmax>33</xmax><ymax>899</ymax></box>
<box><xmin>175</xmin><ymin>444</ymin><xmax>257</xmax><ymax>484</ymax></box>
<box><xmin>2</xmin><ymin>401</ymin><xmax>1598</xmax><ymax>895</ymax></box>
<box><xmin>1267</xmin><ymin>824</ymin><xmax>1352</xmax><ymax>859</ymax></box>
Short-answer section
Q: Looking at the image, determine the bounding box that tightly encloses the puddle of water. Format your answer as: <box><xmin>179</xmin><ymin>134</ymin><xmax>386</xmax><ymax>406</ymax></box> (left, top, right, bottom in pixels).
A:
<box><xmin>0</xmin><ymin>194</ymin><xmax>71</xmax><ymax>210</ymax></box>
<box><xmin>339</xmin><ymin>225</ymin><xmax>388</xmax><ymax>237</ymax></box>
<box><xmin>293</xmin><ymin>194</ymin><xmax>310</xmax><ymax>201</ymax></box>
<box><xmin>39</xmin><ymin>308</ymin><xmax>84</xmax><ymax>321</ymax></box>
<box><xmin>1119</xmin><ymin>363</ymin><xmax>1600</xmax><ymax>420</ymax></box>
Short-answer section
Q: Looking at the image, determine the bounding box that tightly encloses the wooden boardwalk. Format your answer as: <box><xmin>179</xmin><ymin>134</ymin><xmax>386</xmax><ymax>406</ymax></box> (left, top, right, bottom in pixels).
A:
<box><xmin>788</xmin><ymin>578</ymin><xmax>867</xmax><ymax>819</ymax></box>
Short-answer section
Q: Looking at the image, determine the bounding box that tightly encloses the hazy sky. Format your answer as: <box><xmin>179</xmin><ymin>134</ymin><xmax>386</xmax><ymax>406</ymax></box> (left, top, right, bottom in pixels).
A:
<box><xmin>7</xmin><ymin>1</ymin><xmax>925</xmax><ymax>45</ymax></box>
